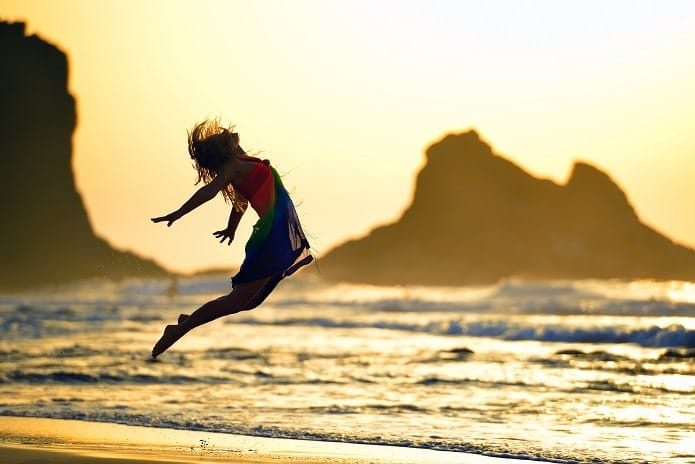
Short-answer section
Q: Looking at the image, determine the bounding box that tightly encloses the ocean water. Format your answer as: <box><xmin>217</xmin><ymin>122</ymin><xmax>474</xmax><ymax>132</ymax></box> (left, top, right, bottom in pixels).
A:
<box><xmin>0</xmin><ymin>275</ymin><xmax>693</xmax><ymax>463</ymax></box>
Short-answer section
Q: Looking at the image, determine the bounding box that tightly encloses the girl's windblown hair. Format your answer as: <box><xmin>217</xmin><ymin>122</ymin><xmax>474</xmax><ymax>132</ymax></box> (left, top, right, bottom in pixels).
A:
<box><xmin>188</xmin><ymin>118</ymin><xmax>244</xmax><ymax>208</ymax></box>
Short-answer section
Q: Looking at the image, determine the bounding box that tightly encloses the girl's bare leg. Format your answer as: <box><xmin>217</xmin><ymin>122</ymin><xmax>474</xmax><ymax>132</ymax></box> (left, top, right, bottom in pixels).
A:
<box><xmin>152</xmin><ymin>276</ymin><xmax>276</xmax><ymax>358</ymax></box>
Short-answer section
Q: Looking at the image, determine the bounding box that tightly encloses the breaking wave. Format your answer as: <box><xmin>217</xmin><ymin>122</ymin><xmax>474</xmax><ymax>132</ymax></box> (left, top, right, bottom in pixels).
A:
<box><xmin>233</xmin><ymin>316</ymin><xmax>695</xmax><ymax>348</ymax></box>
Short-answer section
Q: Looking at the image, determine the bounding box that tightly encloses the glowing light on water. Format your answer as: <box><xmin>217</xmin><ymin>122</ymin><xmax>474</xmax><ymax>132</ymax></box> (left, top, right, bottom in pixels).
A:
<box><xmin>667</xmin><ymin>281</ymin><xmax>695</xmax><ymax>303</ymax></box>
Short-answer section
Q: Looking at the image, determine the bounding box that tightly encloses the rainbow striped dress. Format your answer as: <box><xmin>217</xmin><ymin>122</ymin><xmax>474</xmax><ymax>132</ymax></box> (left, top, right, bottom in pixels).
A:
<box><xmin>232</xmin><ymin>157</ymin><xmax>313</xmax><ymax>298</ymax></box>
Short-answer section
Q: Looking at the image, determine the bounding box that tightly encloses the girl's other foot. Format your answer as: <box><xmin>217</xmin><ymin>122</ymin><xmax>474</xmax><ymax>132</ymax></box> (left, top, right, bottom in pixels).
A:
<box><xmin>151</xmin><ymin>324</ymin><xmax>183</xmax><ymax>358</ymax></box>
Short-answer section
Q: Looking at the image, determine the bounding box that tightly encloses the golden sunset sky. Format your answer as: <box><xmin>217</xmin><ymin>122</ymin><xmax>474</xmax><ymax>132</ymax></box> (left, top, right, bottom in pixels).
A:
<box><xmin>3</xmin><ymin>0</ymin><xmax>695</xmax><ymax>273</ymax></box>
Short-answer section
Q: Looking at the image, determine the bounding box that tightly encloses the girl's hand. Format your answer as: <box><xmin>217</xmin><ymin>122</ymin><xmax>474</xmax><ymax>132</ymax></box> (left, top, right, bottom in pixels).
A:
<box><xmin>213</xmin><ymin>228</ymin><xmax>235</xmax><ymax>245</ymax></box>
<box><xmin>151</xmin><ymin>212</ymin><xmax>180</xmax><ymax>227</ymax></box>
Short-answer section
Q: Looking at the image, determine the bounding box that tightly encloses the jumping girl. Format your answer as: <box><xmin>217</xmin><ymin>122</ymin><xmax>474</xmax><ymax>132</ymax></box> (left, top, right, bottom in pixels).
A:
<box><xmin>150</xmin><ymin>120</ymin><xmax>313</xmax><ymax>358</ymax></box>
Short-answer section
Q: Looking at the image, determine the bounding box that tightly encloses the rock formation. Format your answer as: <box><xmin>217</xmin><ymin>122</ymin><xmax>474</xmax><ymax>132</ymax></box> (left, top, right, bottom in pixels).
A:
<box><xmin>0</xmin><ymin>22</ymin><xmax>167</xmax><ymax>290</ymax></box>
<box><xmin>320</xmin><ymin>130</ymin><xmax>695</xmax><ymax>285</ymax></box>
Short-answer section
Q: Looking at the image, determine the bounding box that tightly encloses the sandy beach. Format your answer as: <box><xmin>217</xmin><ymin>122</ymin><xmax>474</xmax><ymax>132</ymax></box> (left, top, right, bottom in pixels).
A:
<box><xmin>0</xmin><ymin>416</ymin><xmax>551</xmax><ymax>464</ymax></box>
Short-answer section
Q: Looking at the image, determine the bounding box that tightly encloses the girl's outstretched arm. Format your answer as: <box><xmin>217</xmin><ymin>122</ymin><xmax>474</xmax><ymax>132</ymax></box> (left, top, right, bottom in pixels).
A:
<box><xmin>213</xmin><ymin>200</ymin><xmax>248</xmax><ymax>245</ymax></box>
<box><xmin>152</xmin><ymin>166</ymin><xmax>232</xmax><ymax>227</ymax></box>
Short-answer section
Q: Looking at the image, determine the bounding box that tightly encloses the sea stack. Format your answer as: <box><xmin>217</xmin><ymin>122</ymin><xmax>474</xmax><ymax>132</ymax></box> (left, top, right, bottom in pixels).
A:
<box><xmin>320</xmin><ymin>130</ymin><xmax>695</xmax><ymax>285</ymax></box>
<box><xmin>0</xmin><ymin>22</ymin><xmax>167</xmax><ymax>290</ymax></box>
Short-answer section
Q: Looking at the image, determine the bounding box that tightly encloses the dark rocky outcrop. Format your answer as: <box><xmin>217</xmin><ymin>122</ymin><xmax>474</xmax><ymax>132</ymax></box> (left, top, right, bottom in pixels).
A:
<box><xmin>321</xmin><ymin>130</ymin><xmax>695</xmax><ymax>285</ymax></box>
<box><xmin>0</xmin><ymin>22</ymin><xmax>167</xmax><ymax>290</ymax></box>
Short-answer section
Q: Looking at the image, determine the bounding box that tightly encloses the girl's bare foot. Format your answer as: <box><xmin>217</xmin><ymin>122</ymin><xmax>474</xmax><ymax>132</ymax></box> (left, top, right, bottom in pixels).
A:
<box><xmin>151</xmin><ymin>324</ymin><xmax>183</xmax><ymax>358</ymax></box>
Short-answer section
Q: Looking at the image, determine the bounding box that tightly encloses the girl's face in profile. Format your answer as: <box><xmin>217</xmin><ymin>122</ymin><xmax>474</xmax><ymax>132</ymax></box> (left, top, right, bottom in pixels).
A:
<box><xmin>223</xmin><ymin>131</ymin><xmax>241</xmax><ymax>156</ymax></box>
<box><xmin>210</xmin><ymin>132</ymin><xmax>240</xmax><ymax>158</ymax></box>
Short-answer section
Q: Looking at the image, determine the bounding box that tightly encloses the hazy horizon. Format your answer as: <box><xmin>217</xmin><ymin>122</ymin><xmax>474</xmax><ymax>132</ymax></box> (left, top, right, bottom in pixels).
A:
<box><xmin>3</xmin><ymin>0</ymin><xmax>694</xmax><ymax>273</ymax></box>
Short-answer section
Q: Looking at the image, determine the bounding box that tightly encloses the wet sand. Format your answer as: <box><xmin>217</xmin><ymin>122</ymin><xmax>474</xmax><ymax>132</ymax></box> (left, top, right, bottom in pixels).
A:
<box><xmin>0</xmin><ymin>416</ymin><xmax>550</xmax><ymax>463</ymax></box>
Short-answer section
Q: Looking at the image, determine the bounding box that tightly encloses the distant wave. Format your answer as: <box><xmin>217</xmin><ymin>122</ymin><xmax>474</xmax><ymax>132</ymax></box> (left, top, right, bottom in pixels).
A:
<box><xmin>0</xmin><ymin>303</ymin><xmax>162</xmax><ymax>339</ymax></box>
<box><xmin>273</xmin><ymin>294</ymin><xmax>695</xmax><ymax>317</ymax></box>
<box><xmin>233</xmin><ymin>316</ymin><xmax>695</xmax><ymax>348</ymax></box>
<box><xmin>271</xmin><ymin>278</ymin><xmax>695</xmax><ymax>316</ymax></box>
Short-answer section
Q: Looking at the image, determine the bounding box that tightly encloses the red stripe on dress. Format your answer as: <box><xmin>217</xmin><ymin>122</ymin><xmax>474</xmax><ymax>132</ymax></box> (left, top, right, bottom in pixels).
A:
<box><xmin>237</xmin><ymin>163</ymin><xmax>266</xmax><ymax>197</ymax></box>
<box><xmin>237</xmin><ymin>163</ymin><xmax>274</xmax><ymax>216</ymax></box>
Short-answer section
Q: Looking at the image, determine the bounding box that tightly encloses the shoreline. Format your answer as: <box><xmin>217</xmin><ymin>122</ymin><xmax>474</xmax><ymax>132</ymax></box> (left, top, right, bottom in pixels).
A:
<box><xmin>0</xmin><ymin>416</ymin><xmax>553</xmax><ymax>463</ymax></box>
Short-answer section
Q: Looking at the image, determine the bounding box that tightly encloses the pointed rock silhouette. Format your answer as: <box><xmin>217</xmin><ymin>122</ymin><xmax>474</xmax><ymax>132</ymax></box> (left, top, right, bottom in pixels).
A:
<box><xmin>0</xmin><ymin>22</ymin><xmax>167</xmax><ymax>290</ymax></box>
<box><xmin>320</xmin><ymin>130</ymin><xmax>695</xmax><ymax>285</ymax></box>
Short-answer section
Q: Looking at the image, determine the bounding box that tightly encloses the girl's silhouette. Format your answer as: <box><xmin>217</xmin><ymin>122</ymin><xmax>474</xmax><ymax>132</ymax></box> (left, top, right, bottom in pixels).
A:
<box><xmin>151</xmin><ymin>120</ymin><xmax>312</xmax><ymax>358</ymax></box>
